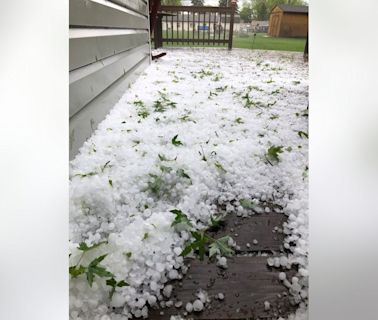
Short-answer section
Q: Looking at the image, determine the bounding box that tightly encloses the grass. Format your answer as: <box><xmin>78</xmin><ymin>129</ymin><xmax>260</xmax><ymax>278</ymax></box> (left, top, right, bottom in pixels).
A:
<box><xmin>153</xmin><ymin>32</ymin><xmax>306</xmax><ymax>52</ymax></box>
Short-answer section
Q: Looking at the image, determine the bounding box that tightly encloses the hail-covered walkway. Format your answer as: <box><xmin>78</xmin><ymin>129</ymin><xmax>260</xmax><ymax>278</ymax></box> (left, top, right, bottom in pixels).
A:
<box><xmin>69</xmin><ymin>48</ymin><xmax>308</xmax><ymax>320</ymax></box>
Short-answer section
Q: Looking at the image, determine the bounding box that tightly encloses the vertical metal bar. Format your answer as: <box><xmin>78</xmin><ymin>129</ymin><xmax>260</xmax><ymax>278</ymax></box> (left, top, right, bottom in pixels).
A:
<box><xmin>197</xmin><ymin>10</ymin><xmax>200</xmax><ymax>45</ymax></box>
<box><xmin>208</xmin><ymin>10</ymin><xmax>211</xmax><ymax>46</ymax></box>
<box><xmin>218</xmin><ymin>11</ymin><xmax>221</xmax><ymax>42</ymax></box>
<box><xmin>165</xmin><ymin>16</ymin><xmax>168</xmax><ymax>44</ymax></box>
<box><xmin>192</xmin><ymin>11</ymin><xmax>194</xmax><ymax>46</ymax></box>
<box><xmin>187</xmin><ymin>10</ymin><xmax>189</xmax><ymax>46</ymax></box>
<box><xmin>228</xmin><ymin>3</ymin><xmax>235</xmax><ymax>50</ymax></box>
<box><xmin>171</xmin><ymin>14</ymin><xmax>173</xmax><ymax>46</ymax></box>
<box><xmin>223</xmin><ymin>11</ymin><xmax>226</xmax><ymax>45</ymax></box>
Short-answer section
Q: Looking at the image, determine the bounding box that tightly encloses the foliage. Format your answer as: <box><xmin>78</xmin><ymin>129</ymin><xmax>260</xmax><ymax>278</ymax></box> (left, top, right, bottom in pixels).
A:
<box><xmin>170</xmin><ymin>209</ymin><xmax>234</xmax><ymax>261</ymax></box>
<box><xmin>240</xmin><ymin>1</ymin><xmax>253</xmax><ymax>23</ymax></box>
<box><xmin>266</xmin><ymin>145</ymin><xmax>284</xmax><ymax>164</ymax></box>
<box><xmin>191</xmin><ymin>0</ymin><xmax>204</xmax><ymax>6</ymax></box>
<box><xmin>171</xmin><ymin>134</ymin><xmax>183</xmax><ymax>146</ymax></box>
<box><xmin>218</xmin><ymin>0</ymin><xmax>228</xmax><ymax>6</ymax></box>
<box><xmin>69</xmin><ymin>242</ymin><xmax>129</xmax><ymax>299</ymax></box>
<box><xmin>161</xmin><ymin>0</ymin><xmax>182</xmax><ymax>5</ymax></box>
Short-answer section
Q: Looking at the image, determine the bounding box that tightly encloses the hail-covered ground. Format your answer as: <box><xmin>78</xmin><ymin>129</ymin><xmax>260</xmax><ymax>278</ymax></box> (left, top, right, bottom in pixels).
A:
<box><xmin>69</xmin><ymin>48</ymin><xmax>308</xmax><ymax>320</ymax></box>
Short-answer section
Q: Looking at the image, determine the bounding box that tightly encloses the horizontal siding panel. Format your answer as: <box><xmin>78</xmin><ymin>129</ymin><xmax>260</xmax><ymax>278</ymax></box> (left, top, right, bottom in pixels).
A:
<box><xmin>69</xmin><ymin>44</ymin><xmax>150</xmax><ymax>117</ymax></box>
<box><xmin>70</xmin><ymin>56</ymin><xmax>149</xmax><ymax>159</ymax></box>
<box><xmin>69</xmin><ymin>30</ymin><xmax>149</xmax><ymax>70</ymax></box>
<box><xmin>70</xmin><ymin>0</ymin><xmax>148</xmax><ymax>29</ymax></box>
<box><xmin>109</xmin><ymin>0</ymin><xmax>148</xmax><ymax>16</ymax></box>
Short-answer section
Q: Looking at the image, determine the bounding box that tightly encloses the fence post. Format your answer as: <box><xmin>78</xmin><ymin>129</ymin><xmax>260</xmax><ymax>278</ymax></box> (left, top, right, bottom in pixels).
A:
<box><xmin>154</xmin><ymin>14</ymin><xmax>163</xmax><ymax>49</ymax></box>
<box><xmin>228</xmin><ymin>1</ymin><xmax>236</xmax><ymax>50</ymax></box>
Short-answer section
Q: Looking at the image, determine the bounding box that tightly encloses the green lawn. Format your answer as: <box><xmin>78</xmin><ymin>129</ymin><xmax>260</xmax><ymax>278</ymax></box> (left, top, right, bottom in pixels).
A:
<box><xmin>233</xmin><ymin>33</ymin><xmax>306</xmax><ymax>52</ymax></box>
<box><xmin>153</xmin><ymin>32</ymin><xmax>306</xmax><ymax>52</ymax></box>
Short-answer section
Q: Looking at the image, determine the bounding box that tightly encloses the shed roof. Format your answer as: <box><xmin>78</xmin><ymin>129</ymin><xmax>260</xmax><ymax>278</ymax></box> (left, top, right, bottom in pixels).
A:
<box><xmin>275</xmin><ymin>5</ymin><xmax>308</xmax><ymax>14</ymax></box>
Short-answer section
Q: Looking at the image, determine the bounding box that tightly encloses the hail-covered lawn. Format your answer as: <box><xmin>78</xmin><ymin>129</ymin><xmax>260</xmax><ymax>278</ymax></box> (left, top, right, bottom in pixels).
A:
<box><xmin>69</xmin><ymin>48</ymin><xmax>308</xmax><ymax>320</ymax></box>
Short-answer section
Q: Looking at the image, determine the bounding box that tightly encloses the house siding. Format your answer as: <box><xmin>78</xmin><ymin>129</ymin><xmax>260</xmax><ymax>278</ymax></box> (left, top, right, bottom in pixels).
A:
<box><xmin>69</xmin><ymin>0</ymin><xmax>151</xmax><ymax>159</ymax></box>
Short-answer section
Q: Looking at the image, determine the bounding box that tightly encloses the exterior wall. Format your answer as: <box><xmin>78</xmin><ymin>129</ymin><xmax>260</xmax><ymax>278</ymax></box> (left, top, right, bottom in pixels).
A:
<box><xmin>279</xmin><ymin>13</ymin><xmax>308</xmax><ymax>37</ymax></box>
<box><xmin>268</xmin><ymin>7</ymin><xmax>283</xmax><ymax>37</ymax></box>
<box><xmin>69</xmin><ymin>0</ymin><xmax>151</xmax><ymax>159</ymax></box>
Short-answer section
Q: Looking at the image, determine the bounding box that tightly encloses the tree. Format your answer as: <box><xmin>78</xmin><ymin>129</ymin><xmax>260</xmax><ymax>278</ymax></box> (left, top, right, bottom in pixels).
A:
<box><xmin>191</xmin><ymin>0</ymin><xmax>204</xmax><ymax>6</ymax></box>
<box><xmin>252</xmin><ymin>0</ymin><xmax>268</xmax><ymax>20</ymax></box>
<box><xmin>162</xmin><ymin>0</ymin><xmax>182</xmax><ymax>4</ymax></box>
<box><xmin>239</xmin><ymin>1</ymin><xmax>253</xmax><ymax>23</ymax></box>
<box><xmin>219</xmin><ymin>0</ymin><xmax>228</xmax><ymax>6</ymax></box>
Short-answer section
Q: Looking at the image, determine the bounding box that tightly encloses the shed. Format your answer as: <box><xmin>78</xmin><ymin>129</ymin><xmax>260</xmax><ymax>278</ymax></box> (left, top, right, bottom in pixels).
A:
<box><xmin>268</xmin><ymin>5</ymin><xmax>308</xmax><ymax>38</ymax></box>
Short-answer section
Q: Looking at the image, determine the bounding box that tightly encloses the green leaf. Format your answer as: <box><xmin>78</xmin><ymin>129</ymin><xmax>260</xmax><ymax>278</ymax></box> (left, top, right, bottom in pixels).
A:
<box><xmin>235</xmin><ymin>117</ymin><xmax>244</xmax><ymax>124</ymax></box>
<box><xmin>210</xmin><ymin>215</ymin><xmax>224</xmax><ymax>229</ymax></box>
<box><xmin>158</xmin><ymin>154</ymin><xmax>168</xmax><ymax>161</ymax></box>
<box><xmin>108</xmin><ymin>179</ymin><xmax>113</xmax><ymax>187</ymax></box>
<box><xmin>117</xmin><ymin>280</ymin><xmax>129</xmax><ymax>287</ymax></box>
<box><xmin>86</xmin><ymin>270</ymin><xmax>94</xmax><ymax>287</ymax></box>
<box><xmin>266</xmin><ymin>145</ymin><xmax>284</xmax><ymax>163</ymax></box>
<box><xmin>69</xmin><ymin>265</ymin><xmax>86</xmax><ymax>278</ymax></box>
<box><xmin>215</xmin><ymin>162</ymin><xmax>227</xmax><ymax>173</ymax></box>
<box><xmin>142</xmin><ymin>232</ymin><xmax>149</xmax><ymax>241</ymax></box>
<box><xmin>91</xmin><ymin>266</ymin><xmax>113</xmax><ymax>278</ymax></box>
<box><xmin>298</xmin><ymin>131</ymin><xmax>308</xmax><ymax>139</ymax></box>
<box><xmin>106</xmin><ymin>278</ymin><xmax>117</xmax><ymax>287</ymax></box>
<box><xmin>78</xmin><ymin>241</ymin><xmax>106</xmax><ymax>252</ymax></box>
<box><xmin>160</xmin><ymin>165</ymin><xmax>172</xmax><ymax>173</ymax></box>
<box><xmin>171</xmin><ymin>135</ymin><xmax>183</xmax><ymax>146</ymax></box>
<box><xmin>124</xmin><ymin>252</ymin><xmax>132</xmax><ymax>258</ymax></box>
<box><xmin>180</xmin><ymin>244</ymin><xmax>193</xmax><ymax>257</ymax></box>
<box><xmin>176</xmin><ymin>168</ymin><xmax>191</xmax><ymax>180</ymax></box>
<box><xmin>240</xmin><ymin>199</ymin><xmax>255</xmax><ymax>209</ymax></box>
<box><xmin>101</xmin><ymin>161</ymin><xmax>111</xmax><ymax>172</ymax></box>
<box><xmin>209</xmin><ymin>236</ymin><xmax>234</xmax><ymax>258</ymax></box>
<box><xmin>170</xmin><ymin>209</ymin><xmax>192</xmax><ymax>227</ymax></box>
<box><xmin>88</xmin><ymin>254</ymin><xmax>108</xmax><ymax>267</ymax></box>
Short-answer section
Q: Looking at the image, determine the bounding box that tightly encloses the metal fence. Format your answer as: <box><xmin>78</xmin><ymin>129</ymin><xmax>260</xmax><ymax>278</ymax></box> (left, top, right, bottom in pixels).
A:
<box><xmin>153</xmin><ymin>5</ymin><xmax>236</xmax><ymax>50</ymax></box>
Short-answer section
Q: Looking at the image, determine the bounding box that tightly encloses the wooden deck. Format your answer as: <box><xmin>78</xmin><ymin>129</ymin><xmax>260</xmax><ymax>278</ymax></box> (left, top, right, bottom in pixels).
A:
<box><xmin>148</xmin><ymin>211</ymin><xmax>297</xmax><ymax>320</ymax></box>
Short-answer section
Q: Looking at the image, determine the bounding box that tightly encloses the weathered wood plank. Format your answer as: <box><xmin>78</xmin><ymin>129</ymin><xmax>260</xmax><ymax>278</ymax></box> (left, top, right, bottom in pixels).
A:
<box><xmin>148</xmin><ymin>256</ymin><xmax>296</xmax><ymax>320</ymax></box>
<box><xmin>209</xmin><ymin>213</ymin><xmax>287</xmax><ymax>253</ymax></box>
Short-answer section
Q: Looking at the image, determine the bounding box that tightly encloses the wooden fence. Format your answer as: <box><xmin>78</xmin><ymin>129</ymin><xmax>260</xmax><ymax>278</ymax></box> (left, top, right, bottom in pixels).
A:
<box><xmin>154</xmin><ymin>5</ymin><xmax>236</xmax><ymax>50</ymax></box>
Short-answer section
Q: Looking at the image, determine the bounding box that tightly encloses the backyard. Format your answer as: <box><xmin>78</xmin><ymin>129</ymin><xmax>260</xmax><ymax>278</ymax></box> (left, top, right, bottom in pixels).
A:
<box><xmin>153</xmin><ymin>33</ymin><xmax>306</xmax><ymax>52</ymax></box>
<box><xmin>69</xmin><ymin>48</ymin><xmax>308</xmax><ymax>320</ymax></box>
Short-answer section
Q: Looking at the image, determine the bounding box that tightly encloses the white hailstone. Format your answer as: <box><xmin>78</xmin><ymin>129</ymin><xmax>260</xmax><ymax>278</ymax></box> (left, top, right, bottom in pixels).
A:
<box><xmin>173</xmin><ymin>247</ymin><xmax>182</xmax><ymax>255</ymax></box>
<box><xmin>279</xmin><ymin>256</ymin><xmax>288</xmax><ymax>267</ymax></box>
<box><xmin>156</xmin><ymin>263</ymin><xmax>165</xmax><ymax>273</ymax></box>
<box><xmin>193</xmin><ymin>299</ymin><xmax>204</xmax><ymax>312</ymax></box>
<box><xmin>253</xmin><ymin>239</ymin><xmax>258</xmax><ymax>245</ymax></box>
<box><xmin>147</xmin><ymin>295</ymin><xmax>157</xmax><ymax>305</ymax></box>
<box><xmin>279</xmin><ymin>272</ymin><xmax>286</xmax><ymax>281</ymax></box>
<box><xmin>196</xmin><ymin>289</ymin><xmax>208</xmax><ymax>303</ymax></box>
<box><xmin>111</xmin><ymin>293</ymin><xmax>125</xmax><ymax>308</ymax></box>
<box><xmin>100</xmin><ymin>315</ymin><xmax>111</xmax><ymax>320</ymax></box>
<box><xmin>166</xmin><ymin>300</ymin><xmax>174</xmax><ymax>307</ymax></box>
<box><xmin>216</xmin><ymin>256</ymin><xmax>228</xmax><ymax>268</ymax></box>
<box><xmin>168</xmin><ymin>269</ymin><xmax>179</xmax><ymax>279</ymax></box>
<box><xmin>246</xmin><ymin>243</ymin><xmax>251</xmax><ymax>248</ymax></box>
<box><xmin>299</xmin><ymin>268</ymin><xmax>309</xmax><ymax>277</ymax></box>
<box><xmin>163</xmin><ymin>285</ymin><xmax>173</xmax><ymax>298</ymax></box>
<box><xmin>264</xmin><ymin>301</ymin><xmax>270</xmax><ymax>310</ymax></box>
<box><xmin>141</xmin><ymin>306</ymin><xmax>148</xmax><ymax>318</ymax></box>
<box><xmin>265</xmin><ymin>207</ymin><xmax>270</xmax><ymax>212</ymax></box>
<box><xmin>185</xmin><ymin>302</ymin><xmax>193</xmax><ymax>313</ymax></box>
<box><xmin>175</xmin><ymin>301</ymin><xmax>183</xmax><ymax>308</ymax></box>
<box><xmin>267</xmin><ymin>258</ymin><xmax>274</xmax><ymax>267</ymax></box>
<box><xmin>291</xmin><ymin>276</ymin><xmax>299</xmax><ymax>284</ymax></box>
<box><xmin>217</xmin><ymin>293</ymin><xmax>225</xmax><ymax>300</ymax></box>
<box><xmin>274</xmin><ymin>257</ymin><xmax>280</xmax><ymax>268</ymax></box>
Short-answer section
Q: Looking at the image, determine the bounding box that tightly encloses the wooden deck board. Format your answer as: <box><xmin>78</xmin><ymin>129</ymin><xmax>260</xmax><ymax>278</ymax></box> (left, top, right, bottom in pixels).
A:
<box><xmin>148</xmin><ymin>256</ymin><xmax>296</xmax><ymax>320</ymax></box>
<box><xmin>209</xmin><ymin>212</ymin><xmax>287</xmax><ymax>253</ymax></box>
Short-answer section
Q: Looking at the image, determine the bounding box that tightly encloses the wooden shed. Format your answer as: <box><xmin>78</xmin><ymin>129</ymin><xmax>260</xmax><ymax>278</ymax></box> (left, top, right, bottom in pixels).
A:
<box><xmin>268</xmin><ymin>5</ymin><xmax>308</xmax><ymax>38</ymax></box>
